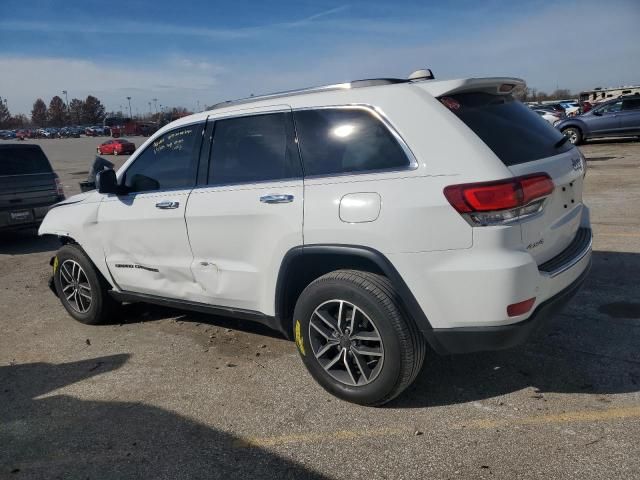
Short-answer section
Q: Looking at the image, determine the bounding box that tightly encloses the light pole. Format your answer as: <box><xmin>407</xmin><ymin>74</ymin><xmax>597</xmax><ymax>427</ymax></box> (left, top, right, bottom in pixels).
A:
<box><xmin>126</xmin><ymin>96</ymin><xmax>132</xmax><ymax>119</ymax></box>
<box><xmin>148</xmin><ymin>101</ymin><xmax>152</xmax><ymax>117</ymax></box>
<box><xmin>152</xmin><ymin>98</ymin><xmax>158</xmax><ymax>115</ymax></box>
<box><xmin>196</xmin><ymin>100</ymin><xmax>200</xmax><ymax>112</ymax></box>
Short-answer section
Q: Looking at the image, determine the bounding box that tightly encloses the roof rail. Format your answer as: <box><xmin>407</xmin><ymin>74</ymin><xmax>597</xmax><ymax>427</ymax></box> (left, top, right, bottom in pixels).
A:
<box><xmin>209</xmin><ymin>77</ymin><xmax>409</xmax><ymax>110</ymax></box>
<box><xmin>209</xmin><ymin>68</ymin><xmax>435</xmax><ymax>110</ymax></box>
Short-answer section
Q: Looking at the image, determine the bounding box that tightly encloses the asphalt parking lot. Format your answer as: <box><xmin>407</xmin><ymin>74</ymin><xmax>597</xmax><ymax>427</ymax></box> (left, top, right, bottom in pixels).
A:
<box><xmin>1</xmin><ymin>136</ymin><xmax>639</xmax><ymax>479</ymax></box>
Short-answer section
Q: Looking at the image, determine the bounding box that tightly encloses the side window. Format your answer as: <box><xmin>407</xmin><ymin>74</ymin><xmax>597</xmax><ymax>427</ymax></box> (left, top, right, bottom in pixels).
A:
<box><xmin>622</xmin><ymin>98</ymin><xmax>640</xmax><ymax>111</ymax></box>
<box><xmin>208</xmin><ymin>112</ymin><xmax>301</xmax><ymax>185</ymax></box>
<box><xmin>293</xmin><ymin>108</ymin><xmax>410</xmax><ymax>176</ymax></box>
<box><xmin>599</xmin><ymin>101</ymin><xmax>622</xmax><ymax>113</ymax></box>
<box><xmin>123</xmin><ymin>124</ymin><xmax>203</xmax><ymax>193</ymax></box>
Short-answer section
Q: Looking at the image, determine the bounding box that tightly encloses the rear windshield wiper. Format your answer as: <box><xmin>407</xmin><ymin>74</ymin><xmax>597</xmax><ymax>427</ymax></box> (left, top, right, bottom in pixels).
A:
<box><xmin>554</xmin><ymin>135</ymin><xmax>570</xmax><ymax>149</ymax></box>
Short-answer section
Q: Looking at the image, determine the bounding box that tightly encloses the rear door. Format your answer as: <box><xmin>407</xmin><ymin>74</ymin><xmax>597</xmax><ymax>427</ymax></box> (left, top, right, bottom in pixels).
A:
<box><xmin>443</xmin><ymin>92</ymin><xmax>585</xmax><ymax>264</ymax></box>
<box><xmin>619</xmin><ymin>97</ymin><xmax>640</xmax><ymax>134</ymax></box>
<box><xmin>185</xmin><ymin>108</ymin><xmax>303</xmax><ymax>313</ymax></box>
<box><xmin>98</xmin><ymin>123</ymin><xmax>204</xmax><ymax>298</ymax></box>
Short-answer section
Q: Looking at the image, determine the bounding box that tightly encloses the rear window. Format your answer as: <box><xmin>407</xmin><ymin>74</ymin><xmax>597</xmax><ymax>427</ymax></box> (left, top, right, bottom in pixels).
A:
<box><xmin>443</xmin><ymin>93</ymin><xmax>573</xmax><ymax>166</ymax></box>
<box><xmin>0</xmin><ymin>146</ymin><xmax>52</xmax><ymax>175</ymax></box>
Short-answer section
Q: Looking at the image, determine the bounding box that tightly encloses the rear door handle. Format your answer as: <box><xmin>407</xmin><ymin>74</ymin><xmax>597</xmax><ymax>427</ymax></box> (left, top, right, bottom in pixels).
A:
<box><xmin>260</xmin><ymin>194</ymin><xmax>294</xmax><ymax>204</ymax></box>
<box><xmin>155</xmin><ymin>201</ymin><xmax>180</xmax><ymax>209</ymax></box>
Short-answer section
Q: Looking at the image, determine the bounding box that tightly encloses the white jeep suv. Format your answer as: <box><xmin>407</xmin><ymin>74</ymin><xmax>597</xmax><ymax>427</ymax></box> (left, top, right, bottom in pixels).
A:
<box><xmin>40</xmin><ymin>72</ymin><xmax>592</xmax><ymax>405</ymax></box>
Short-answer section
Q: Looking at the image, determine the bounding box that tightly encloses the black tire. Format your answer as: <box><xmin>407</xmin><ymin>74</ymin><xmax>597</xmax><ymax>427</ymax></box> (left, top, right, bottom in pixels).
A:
<box><xmin>293</xmin><ymin>270</ymin><xmax>426</xmax><ymax>406</ymax></box>
<box><xmin>53</xmin><ymin>244</ymin><xmax>119</xmax><ymax>325</ymax></box>
<box><xmin>562</xmin><ymin>127</ymin><xmax>583</xmax><ymax>145</ymax></box>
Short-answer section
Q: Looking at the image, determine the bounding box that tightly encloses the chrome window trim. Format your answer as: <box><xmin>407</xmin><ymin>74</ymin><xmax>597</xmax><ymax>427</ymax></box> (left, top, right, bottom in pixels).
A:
<box><xmin>292</xmin><ymin>104</ymin><xmax>419</xmax><ymax>178</ymax></box>
<box><xmin>190</xmin><ymin>177</ymin><xmax>303</xmax><ymax>193</ymax></box>
<box><xmin>197</xmin><ymin>104</ymin><xmax>419</xmax><ymax>188</ymax></box>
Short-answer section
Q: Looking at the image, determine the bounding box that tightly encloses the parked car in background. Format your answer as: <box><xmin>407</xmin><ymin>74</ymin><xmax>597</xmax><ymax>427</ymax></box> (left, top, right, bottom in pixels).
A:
<box><xmin>86</xmin><ymin>126</ymin><xmax>106</xmax><ymax>136</ymax></box>
<box><xmin>0</xmin><ymin>130</ymin><xmax>17</xmax><ymax>140</ymax></box>
<box><xmin>559</xmin><ymin>101</ymin><xmax>580</xmax><ymax>116</ymax></box>
<box><xmin>41</xmin><ymin>72</ymin><xmax>591</xmax><ymax>406</ymax></box>
<box><xmin>533</xmin><ymin>109</ymin><xmax>561</xmax><ymax>125</ymax></box>
<box><xmin>59</xmin><ymin>127</ymin><xmax>80</xmax><ymax>138</ymax></box>
<box><xmin>536</xmin><ymin>103</ymin><xmax>567</xmax><ymax>119</ymax></box>
<box><xmin>97</xmin><ymin>138</ymin><xmax>136</xmax><ymax>155</ymax></box>
<box><xmin>0</xmin><ymin>144</ymin><xmax>65</xmax><ymax>232</ymax></box>
<box><xmin>555</xmin><ymin>94</ymin><xmax>640</xmax><ymax>144</ymax></box>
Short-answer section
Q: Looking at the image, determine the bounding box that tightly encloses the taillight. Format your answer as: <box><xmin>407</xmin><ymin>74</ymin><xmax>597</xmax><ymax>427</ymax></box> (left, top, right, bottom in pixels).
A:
<box><xmin>55</xmin><ymin>176</ymin><xmax>65</xmax><ymax>198</ymax></box>
<box><xmin>444</xmin><ymin>173</ymin><xmax>554</xmax><ymax>226</ymax></box>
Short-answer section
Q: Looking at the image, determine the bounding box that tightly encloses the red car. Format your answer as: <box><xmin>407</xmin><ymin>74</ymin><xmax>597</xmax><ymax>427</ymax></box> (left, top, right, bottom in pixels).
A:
<box><xmin>97</xmin><ymin>139</ymin><xmax>136</xmax><ymax>156</ymax></box>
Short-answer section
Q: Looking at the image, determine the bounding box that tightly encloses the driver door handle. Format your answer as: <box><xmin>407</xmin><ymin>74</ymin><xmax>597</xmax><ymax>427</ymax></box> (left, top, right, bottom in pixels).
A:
<box><xmin>155</xmin><ymin>201</ymin><xmax>180</xmax><ymax>209</ymax></box>
<box><xmin>260</xmin><ymin>194</ymin><xmax>294</xmax><ymax>204</ymax></box>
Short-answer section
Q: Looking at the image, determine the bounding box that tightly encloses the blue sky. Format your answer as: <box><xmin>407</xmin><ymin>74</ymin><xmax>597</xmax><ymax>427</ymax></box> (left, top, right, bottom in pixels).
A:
<box><xmin>0</xmin><ymin>0</ymin><xmax>638</xmax><ymax>115</ymax></box>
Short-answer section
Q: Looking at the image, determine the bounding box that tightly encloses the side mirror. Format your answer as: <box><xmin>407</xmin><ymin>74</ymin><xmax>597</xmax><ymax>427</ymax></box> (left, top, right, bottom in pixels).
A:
<box><xmin>96</xmin><ymin>169</ymin><xmax>118</xmax><ymax>194</ymax></box>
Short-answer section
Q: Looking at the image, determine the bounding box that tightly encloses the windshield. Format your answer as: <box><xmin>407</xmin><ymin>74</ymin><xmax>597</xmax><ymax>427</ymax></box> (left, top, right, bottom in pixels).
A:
<box><xmin>0</xmin><ymin>146</ymin><xmax>53</xmax><ymax>175</ymax></box>
<box><xmin>441</xmin><ymin>92</ymin><xmax>574</xmax><ymax>166</ymax></box>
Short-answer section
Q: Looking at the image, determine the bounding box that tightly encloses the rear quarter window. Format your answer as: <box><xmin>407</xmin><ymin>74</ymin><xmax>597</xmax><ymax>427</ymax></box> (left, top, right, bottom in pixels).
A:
<box><xmin>442</xmin><ymin>93</ymin><xmax>573</xmax><ymax>166</ymax></box>
<box><xmin>293</xmin><ymin>108</ymin><xmax>410</xmax><ymax>176</ymax></box>
<box><xmin>0</xmin><ymin>146</ymin><xmax>53</xmax><ymax>175</ymax></box>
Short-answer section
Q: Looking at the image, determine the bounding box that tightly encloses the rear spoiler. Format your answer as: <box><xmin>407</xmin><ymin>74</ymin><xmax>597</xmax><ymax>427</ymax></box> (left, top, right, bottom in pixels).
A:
<box><xmin>416</xmin><ymin>77</ymin><xmax>526</xmax><ymax>98</ymax></box>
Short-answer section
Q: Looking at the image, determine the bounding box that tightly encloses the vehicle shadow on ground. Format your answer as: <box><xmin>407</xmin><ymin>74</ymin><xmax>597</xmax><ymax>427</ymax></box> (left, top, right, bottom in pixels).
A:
<box><xmin>392</xmin><ymin>250</ymin><xmax>640</xmax><ymax>408</ymax></box>
<box><xmin>0</xmin><ymin>354</ymin><xmax>328</xmax><ymax>479</ymax></box>
<box><xmin>115</xmin><ymin>302</ymin><xmax>286</xmax><ymax>340</ymax></box>
<box><xmin>0</xmin><ymin>230</ymin><xmax>59</xmax><ymax>255</ymax></box>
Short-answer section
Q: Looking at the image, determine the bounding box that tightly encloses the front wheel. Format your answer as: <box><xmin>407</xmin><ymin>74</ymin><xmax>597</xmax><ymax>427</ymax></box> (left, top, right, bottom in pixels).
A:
<box><xmin>53</xmin><ymin>244</ymin><xmax>119</xmax><ymax>325</ymax></box>
<box><xmin>96</xmin><ymin>147</ymin><xmax>101</xmax><ymax>154</ymax></box>
<box><xmin>293</xmin><ymin>270</ymin><xmax>426</xmax><ymax>406</ymax></box>
<box><xmin>562</xmin><ymin>127</ymin><xmax>583</xmax><ymax>145</ymax></box>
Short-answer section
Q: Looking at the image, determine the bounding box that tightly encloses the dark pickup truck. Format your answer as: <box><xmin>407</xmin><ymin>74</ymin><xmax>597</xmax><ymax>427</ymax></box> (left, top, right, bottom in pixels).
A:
<box><xmin>0</xmin><ymin>144</ymin><xmax>64</xmax><ymax>231</ymax></box>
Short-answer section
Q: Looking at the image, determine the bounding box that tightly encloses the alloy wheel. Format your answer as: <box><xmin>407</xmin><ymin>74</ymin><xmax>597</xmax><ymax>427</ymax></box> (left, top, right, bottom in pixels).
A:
<box><xmin>59</xmin><ymin>259</ymin><xmax>92</xmax><ymax>314</ymax></box>
<box><xmin>564</xmin><ymin>129</ymin><xmax>578</xmax><ymax>144</ymax></box>
<box><xmin>308</xmin><ymin>299</ymin><xmax>384</xmax><ymax>386</ymax></box>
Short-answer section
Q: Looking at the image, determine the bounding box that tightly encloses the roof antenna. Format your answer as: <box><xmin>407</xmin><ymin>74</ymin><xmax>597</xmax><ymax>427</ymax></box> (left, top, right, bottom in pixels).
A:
<box><xmin>408</xmin><ymin>69</ymin><xmax>434</xmax><ymax>81</ymax></box>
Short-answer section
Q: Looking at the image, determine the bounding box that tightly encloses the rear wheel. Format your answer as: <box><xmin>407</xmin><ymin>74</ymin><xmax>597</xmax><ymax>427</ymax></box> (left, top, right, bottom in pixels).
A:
<box><xmin>293</xmin><ymin>270</ymin><xmax>425</xmax><ymax>406</ymax></box>
<box><xmin>562</xmin><ymin>127</ymin><xmax>583</xmax><ymax>145</ymax></box>
<box><xmin>53</xmin><ymin>244</ymin><xmax>119</xmax><ymax>325</ymax></box>
<box><xmin>113</xmin><ymin>149</ymin><xmax>119</xmax><ymax>156</ymax></box>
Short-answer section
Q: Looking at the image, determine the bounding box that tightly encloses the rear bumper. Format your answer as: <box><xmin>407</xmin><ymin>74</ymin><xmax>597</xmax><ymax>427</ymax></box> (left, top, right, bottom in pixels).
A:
<box><xmin>0</xmin><ymin>204</ymin><xmax>53</xmax><ymax>231</ymax></box>
<box><xmin>429</xmin><ymin>260</ymin><xmax>590</xmax><ymax>354</ymax></box>
<box><xmin>388</xmin><ymin>221</ymin><xmax>592</xmax><ymax>354</ymax></box>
